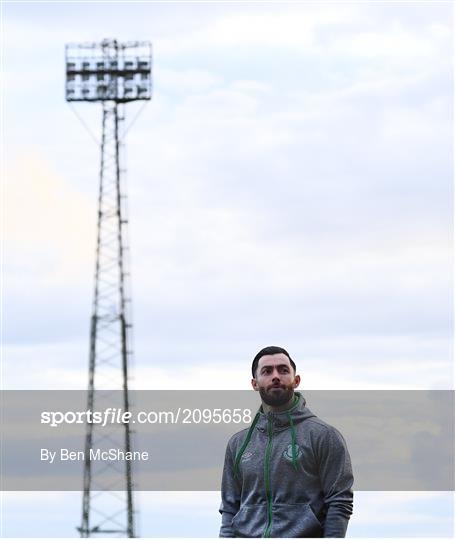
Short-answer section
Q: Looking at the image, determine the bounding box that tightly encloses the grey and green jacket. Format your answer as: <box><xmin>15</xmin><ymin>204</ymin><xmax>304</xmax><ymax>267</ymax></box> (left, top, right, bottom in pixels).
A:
<box><xmin>219</xmin><ymin>392</ymin><xmax>353</xmax><ymax>538</ymax></box>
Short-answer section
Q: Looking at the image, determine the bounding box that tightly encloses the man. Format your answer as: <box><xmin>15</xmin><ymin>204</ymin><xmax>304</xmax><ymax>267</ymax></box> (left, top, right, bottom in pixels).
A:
<box><xmin>219</xmin><ymin>346</ymin><xmax>353</xmax><ymax>538</ymax></box>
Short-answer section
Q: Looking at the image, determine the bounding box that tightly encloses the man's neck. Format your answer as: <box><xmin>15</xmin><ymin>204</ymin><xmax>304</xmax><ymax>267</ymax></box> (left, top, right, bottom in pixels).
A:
<box><xmin>261</xmin><ymin>394</ymin><xmax>296</xmax><ymax>414</ymax></box>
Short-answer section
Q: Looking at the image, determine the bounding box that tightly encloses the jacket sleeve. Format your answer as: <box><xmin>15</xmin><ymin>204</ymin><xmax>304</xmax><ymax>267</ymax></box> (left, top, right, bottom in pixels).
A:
<box><xmin>316</xmin><ymin>426</ymin><xmax>354</xmax><ymax>538</ymax></box>
<box><xmin>219</xmin><ymin>438</ymin><xmax>241</xmax><ymax>537</ymax></box>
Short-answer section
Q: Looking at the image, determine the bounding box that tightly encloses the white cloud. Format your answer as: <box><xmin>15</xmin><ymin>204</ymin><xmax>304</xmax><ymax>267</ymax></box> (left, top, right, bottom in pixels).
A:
<box><xmin>349</xmin><ymin>491</ymin><xmax>453</xmax><ymax>527</ymax></box>
<box><xmin>5</xmin><ymin>335</ymin><xmax>451</xmax><ymax>390</ymax></box>
<box><xmin>159</xmin><ymin>5</ymin><xmax>357</xmax><ymax>56</ymax></box>
<box><xmin>330</xmin><ymin>21</ymin><xmax>441</xmax><ymax>61</ymax></box>
<box><xmin>158</xmin><ymin>68</ymin><xmax>224</xmax><ymax>95</ymax></box>
<box><xmin>5</xmin><ymin>154</ymin><xmax>95</xmax><ymax>284</ymax></box>
<box><xmin>380</xmin><ymin>97</ymin><xmax>450</xmax><ymax>142</ymax></box>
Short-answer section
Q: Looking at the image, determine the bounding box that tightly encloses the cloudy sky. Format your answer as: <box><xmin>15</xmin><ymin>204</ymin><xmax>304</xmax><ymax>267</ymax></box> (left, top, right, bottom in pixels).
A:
<box><xmin>2</xmin><ymin>0</ymin><xmax>453</xmax><ymax>537</ymax></box>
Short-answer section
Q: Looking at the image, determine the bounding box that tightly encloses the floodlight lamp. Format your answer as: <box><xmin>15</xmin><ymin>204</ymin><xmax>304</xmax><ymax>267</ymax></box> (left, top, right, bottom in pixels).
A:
<box><xmin>65</xmin><ymin>39</ymin><xmax>152</xmax><ymax>103</ymax></box>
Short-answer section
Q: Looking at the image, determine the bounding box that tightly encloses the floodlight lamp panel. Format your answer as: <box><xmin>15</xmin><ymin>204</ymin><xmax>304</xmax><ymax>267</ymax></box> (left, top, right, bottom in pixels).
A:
<box><xmin>65</xmin><ymin>39</ymin><xmax>152</xmax><ymax>102</ymax></box>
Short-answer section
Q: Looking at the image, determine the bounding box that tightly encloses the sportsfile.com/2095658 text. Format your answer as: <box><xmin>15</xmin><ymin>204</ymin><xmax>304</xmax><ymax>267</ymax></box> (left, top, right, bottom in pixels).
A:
<box><xmin>40</xmin><ymin>408</ymin><xmax>253</xmax><ymax>427</ymax></box>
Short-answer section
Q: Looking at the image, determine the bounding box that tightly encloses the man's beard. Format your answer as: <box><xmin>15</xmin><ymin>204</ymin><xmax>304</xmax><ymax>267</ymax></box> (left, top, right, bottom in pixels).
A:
<box><xmin>259</xmin><ymin>385</ymin><xmax>294</xmax><ymax>408</ymax></box>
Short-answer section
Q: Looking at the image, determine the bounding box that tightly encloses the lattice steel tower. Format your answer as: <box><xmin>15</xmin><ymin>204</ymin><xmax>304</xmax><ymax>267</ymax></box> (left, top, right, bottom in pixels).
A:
<box><xmin>65</xmin><ymin>39</ymin><xmax>152</xmax><ymax>538</ymax></box>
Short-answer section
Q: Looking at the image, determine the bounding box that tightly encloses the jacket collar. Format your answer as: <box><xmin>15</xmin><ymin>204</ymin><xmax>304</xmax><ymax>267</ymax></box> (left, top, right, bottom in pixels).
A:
<box><xmin>255</xmin><ymin>392</ymin><xmax>316</xmax><ymax>431</ymax></box>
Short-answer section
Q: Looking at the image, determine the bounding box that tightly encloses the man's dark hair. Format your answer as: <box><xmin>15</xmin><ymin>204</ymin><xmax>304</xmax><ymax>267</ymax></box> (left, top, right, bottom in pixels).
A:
<box><xmin>251</xmin><ymin>346</ymin><xmax>296</xmax><ymax>378</ymax></box>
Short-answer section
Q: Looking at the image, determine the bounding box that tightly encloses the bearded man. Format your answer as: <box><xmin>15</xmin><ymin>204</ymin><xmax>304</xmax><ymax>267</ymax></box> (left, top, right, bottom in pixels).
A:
<box><xmin>219</xmin><ymin>346</ymin><xmax>354</xmax><ymax>538</ymax></box>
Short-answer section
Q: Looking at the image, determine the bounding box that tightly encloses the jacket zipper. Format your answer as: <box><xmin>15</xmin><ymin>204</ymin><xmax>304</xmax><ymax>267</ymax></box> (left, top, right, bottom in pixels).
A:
<box><xmin>263</xmin><ymin>415</ymin><xmax>273</xmax><ymax>538</ymax></box>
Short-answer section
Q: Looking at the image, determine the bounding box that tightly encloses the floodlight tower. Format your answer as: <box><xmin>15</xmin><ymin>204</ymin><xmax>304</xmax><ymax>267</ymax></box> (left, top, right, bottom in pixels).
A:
<box><xmin>65</xmin><ymin>39</ymin><xmax>152</xmax><ymax>538</ymax></box>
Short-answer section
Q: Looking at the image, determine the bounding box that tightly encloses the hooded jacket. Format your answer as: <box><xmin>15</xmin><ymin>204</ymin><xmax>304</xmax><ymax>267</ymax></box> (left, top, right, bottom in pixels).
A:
<box><xmin>219</xmin><ymin>392</ymin><xmax>353</xmax><ymax>538</ymax></box>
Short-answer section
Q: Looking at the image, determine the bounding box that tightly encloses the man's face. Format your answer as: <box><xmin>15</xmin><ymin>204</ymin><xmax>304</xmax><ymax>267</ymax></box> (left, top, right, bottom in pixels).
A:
<box><xmin>251</xmin><ymin>353</ymin><xmax>300</xmax><ymax>408</ymax></box>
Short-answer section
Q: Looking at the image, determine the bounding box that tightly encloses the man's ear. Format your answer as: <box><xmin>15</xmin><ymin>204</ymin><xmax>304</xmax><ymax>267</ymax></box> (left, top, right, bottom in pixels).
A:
<box><xmin>251</xmin><ymin>378</ymin><xmax>259</xmax><ymax>391</ymax></box>
<box><xmin>293</xmin><ymin>374</ymin><xmax>301</xmax><ymax>388</ymax></box>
